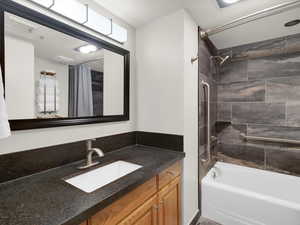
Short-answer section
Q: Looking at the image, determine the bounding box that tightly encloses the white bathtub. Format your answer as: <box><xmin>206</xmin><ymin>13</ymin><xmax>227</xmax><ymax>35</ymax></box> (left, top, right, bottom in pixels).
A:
<box><xmin>201</xmin><ymin>162</ymin><xmax>300</xmax><ymax>225</ymax></box>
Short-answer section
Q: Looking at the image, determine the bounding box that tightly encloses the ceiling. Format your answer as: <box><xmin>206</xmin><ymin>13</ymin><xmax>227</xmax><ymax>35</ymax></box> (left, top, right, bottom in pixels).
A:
<box><xmin>5</xmin><ymin>12</ymin><xmax>105</xmax><ymax>71</ymax></box>
<box><xmin>91</xmin><ymin>0</ymin><xmax>300</xmax><ymax>49</ymax></box>
<box><xmin>91</xmin><ymin>0</ymin><xmax>183</xmax><ymax>27</ymax></box>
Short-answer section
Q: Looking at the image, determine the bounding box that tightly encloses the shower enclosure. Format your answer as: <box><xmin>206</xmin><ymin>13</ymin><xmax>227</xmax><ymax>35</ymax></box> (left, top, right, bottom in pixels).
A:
<box><xmin>198</xmin><ymin>7</ymin><xmax>300</xmax><ymax>225</ymax></box>
<box><xmin>198</xmin><ymin>2</ymin><xmax>300</xmax><ymax>224</ymax></box>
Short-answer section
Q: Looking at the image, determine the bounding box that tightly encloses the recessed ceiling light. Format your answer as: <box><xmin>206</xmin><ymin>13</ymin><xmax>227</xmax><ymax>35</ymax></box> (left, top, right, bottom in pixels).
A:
<box><xmin>216</xmin><ymin>0</ymin><xmax>242</xmax><ymax>8</ymax></box>
<box><xmin>76</xmin><ymin>44</ymin><xmax>98</xmax><ymax>54</ymax></box>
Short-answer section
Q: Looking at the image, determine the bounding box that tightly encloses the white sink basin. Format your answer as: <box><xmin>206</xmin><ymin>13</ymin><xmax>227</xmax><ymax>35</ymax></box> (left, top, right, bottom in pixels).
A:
<box><xmin>65</xmin><ymin>161</ymin><xmax>142</xmax><ymax>193</ymax></box>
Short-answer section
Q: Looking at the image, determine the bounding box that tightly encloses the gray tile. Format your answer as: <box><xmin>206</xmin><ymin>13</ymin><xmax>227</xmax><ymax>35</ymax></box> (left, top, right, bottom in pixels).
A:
<box><xmin>217</xmin><ymin>152</ymin><xmax>265</xmax><ymax>170</ymax></box>
<box><xmin>199</xmin><ymin>101</ymin><xmax>206</xmax><ymax>127</ymax></box>
<box><xmin>217</xmin><ymin>103</ymin><xmax>231</xmax><ymax>121</ymax></box>
<box><xmin>218</xmin><ymin>81</ymin><xmax>265</xmax><ymax>102</ymax></box>
<box><xmin>215</xmin><ymin>121</ymin><xmax>231</xmax><ymax>134</ymax></box>
<box><xmin>232</xmin><ymin>103</ymin><xmax>286</xmax><ymax>125</ymax></box>
<box><xmin>248</xmin><ymin>124</ymin><xmax>300</xmax><ymax>140</ymax></box>
<box><xmin>218</xmin><ymin>61</ymin><xmax>247</xmax><ymax>84</ymax></box>
<box><xmin>217</xmin><ymin>124</ymin><xmax>246</xmax><ymax>145</ymax></box>
<box><xmin>199</xmin><ymin>42</ymin><xmax>212</xmax><ymax>76</ymax></box>
<box><xmin>211</xmin><ymin>61</ymin><xmax>219</xmax><ymax>81</ymax></box>
<box><xmin>211</xmin><ymin>81</ymin><xmax>218</xmax><ymax>102</ymax></box>
<box><xmin>286</xmin><ymin>33</ymin><xmax>300</xmax><ymax>53</ymax></box>
<box><xmin>287</xmin><ymin>102</ymin><xmax>300</xmax><ymax>127</ymax></box>
<box><xmin>211</xmin><ymin>102</ymin><xmax>218</xmax><ymax>126</ymax></box>
<box><xmin>211</xmin><ymin>122</ymin><xmax>216</xmax><ymax>137</ymax></box>
<box><xmin>266</xmin><ymin>148</ymin><xmax>300</xmax><ymax>175</ymax></box>
<box><xmin>218</xmin><ymin>143</ymin><xmax>265</xmax><ymax>166</ymax></box>
<box><xmin>220</xmin><ymin>38</ymin><xmax>285</xmax><ymax>59</ymax></box>
<box><xmin>199</xmin><ymin>144</ymin><xmax>206</xmax><ymax>156</ymax></box>
<box><xmin>266</xmin><ymin>76</ymin><xmax>300</xmax><ymax>102</ymax></box>
<box><xmin>248</xmin><ymin>53</ymin><xmax>300</xmax><ymax>80</ymax></box>
<box><xmin>199</xmin><ymin>126</ymin><xmax>207</xmax><ymax>146</ymax></box>
<box><xmin>242</xmin><ymin>37</ymin><xmax>285</xmax><ymax>52</ymax></box>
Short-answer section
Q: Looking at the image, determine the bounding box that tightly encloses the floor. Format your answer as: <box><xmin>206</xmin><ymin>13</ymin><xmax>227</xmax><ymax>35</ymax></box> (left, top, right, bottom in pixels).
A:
<box><xmin>198</xmin><ymin>217</ymin><xmax>222</xmax><ymax>225</ymax></box>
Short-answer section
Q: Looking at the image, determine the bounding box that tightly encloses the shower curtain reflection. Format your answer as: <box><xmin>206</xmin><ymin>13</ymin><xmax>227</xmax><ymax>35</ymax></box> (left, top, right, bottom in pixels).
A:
<box><xmin>68</xmin><ymin>64</ymin><xmax>94</xmax><ymax>117</ymax></box>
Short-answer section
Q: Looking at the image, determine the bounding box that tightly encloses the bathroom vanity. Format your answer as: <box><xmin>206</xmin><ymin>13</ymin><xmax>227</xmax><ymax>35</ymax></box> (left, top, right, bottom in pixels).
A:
<box><xmin>0</xmin><ymin>145</ymin><xmax>184</xmax><ymax>225</ymax></box>
<box><xmin>82</xmin><ymin>161</ymin><xmax>181</xmax><ymax>225</ymax></box>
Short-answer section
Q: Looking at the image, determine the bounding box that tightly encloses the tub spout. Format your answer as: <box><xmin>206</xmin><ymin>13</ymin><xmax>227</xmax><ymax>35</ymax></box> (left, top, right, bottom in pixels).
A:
<box><xmin>212</xmin><ymin>170</ymin><xmax>217</xmax><ymax>179</ymax></box>
<box><xmin>211</xmin><ymin>166</ymin><xmax>219</xmax><ymax>179</ymax></box>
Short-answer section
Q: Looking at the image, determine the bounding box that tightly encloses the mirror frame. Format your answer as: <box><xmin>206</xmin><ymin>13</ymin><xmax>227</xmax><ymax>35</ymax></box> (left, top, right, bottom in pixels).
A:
<box><xmin>0</xmin><ymin>0</ymin><xmax>130</xmax><ymax>130</ymax></box>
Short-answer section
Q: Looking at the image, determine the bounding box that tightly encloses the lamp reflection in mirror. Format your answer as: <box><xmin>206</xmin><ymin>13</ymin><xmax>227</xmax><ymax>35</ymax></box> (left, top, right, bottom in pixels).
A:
<box><xmin>77</xmin><ymin>44</ymin><xmax>98</xmax><ymax>54</ymax></box>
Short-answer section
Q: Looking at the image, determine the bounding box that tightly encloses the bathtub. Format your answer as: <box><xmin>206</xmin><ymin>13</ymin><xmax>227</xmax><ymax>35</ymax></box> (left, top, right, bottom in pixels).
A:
<box><xmin>201</xmin><ymin>162</ymin><xmax>300</xmax><ymax>225</ymax></box>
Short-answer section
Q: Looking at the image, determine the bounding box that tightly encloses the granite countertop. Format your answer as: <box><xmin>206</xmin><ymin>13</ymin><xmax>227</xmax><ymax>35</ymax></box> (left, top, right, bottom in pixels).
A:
<box><xmin>0</xmin><ymin>145</ymin><xmax>185</xmax><ymax>225</ymax></box>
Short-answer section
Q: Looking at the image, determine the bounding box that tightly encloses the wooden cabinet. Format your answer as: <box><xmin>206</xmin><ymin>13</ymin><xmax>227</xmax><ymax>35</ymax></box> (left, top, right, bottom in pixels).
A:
<box><xmin>117</xmin><ymin>196</ymin><xmax>158</xmax><ymax>225</ymax></box>
<box><xmin>89</xmin><ymin>178</ymin><xmax>157</xmax><ymax>225</ymax></box>
<box><xmin>84</xmin><ymin>161</ymin><xmax>182</xmax><ymax>225</ymax></box>
<box><xmin>158</xmin><ymin>162</ymin><xmax>181</xmax><ymax>190</ymax></box>
<box><xmin>158</xmin><ymin>177</ymin><xmax>181</xmax><ymax>225</ymax></box>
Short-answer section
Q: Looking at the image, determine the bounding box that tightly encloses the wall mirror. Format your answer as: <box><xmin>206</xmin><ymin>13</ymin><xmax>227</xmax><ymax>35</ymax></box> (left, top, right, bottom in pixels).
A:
<box><xmin>0</xmin><ymin>1</ymin><xmax>130</xmax><ymax>130</ymax></box>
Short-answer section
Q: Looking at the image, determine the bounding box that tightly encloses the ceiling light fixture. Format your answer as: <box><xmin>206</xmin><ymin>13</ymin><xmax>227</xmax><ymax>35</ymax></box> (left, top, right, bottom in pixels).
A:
<box><xmin>76</xmin><ymin>44</ymin><xmax>98</xmax><ymax>54</ymax></box>
<box><xmin>216</xmin><ymin>0</ymin><xmax>242</xmax><ymax>8</ymax></box>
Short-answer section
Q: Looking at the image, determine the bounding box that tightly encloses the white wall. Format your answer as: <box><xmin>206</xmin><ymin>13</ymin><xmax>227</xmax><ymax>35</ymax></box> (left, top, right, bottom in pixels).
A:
<box><xmin>5</xmin><ymin>35</ymin><xmax>35</xmax><ymax>120</ymax></box>
<box><xmin>0</xmin><ymin>0</ymin><xmax>136</xmax><ymax>155</ymax></box>
<box><xmin>136</xmin><ymin>10</ymin><xmax>184</xmax><ymax>135</ymax></box>
<box><xmin>35</xmin><ymin>57</ymin><xmax>69</xmax><ymax>117</ymax></box>
<box><xmin>183</xmin><ymin>11</ymin><xmax>199</xmax><ymax>225</ymax></box>
<box><xmin>103</xmin><ymin>50</ymin><xmax>124</xmax><ymax>116</ymax></box>
<box><xmin>136</xmin><ymin>9</ymin><xmax>199</xmax><ymax>224</ymax></box>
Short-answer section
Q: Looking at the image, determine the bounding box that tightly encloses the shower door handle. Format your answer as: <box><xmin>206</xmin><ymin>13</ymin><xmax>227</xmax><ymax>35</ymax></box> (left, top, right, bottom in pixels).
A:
<box><xmin>201</xmin><ymin>80</ymin><xmax>211</xmax><ymax>163</ymax></box>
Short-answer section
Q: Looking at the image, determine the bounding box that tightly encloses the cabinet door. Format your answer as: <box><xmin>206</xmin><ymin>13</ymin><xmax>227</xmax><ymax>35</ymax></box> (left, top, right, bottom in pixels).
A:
<box><xmin>117</xmin><ymin>196</ymin><xmax>158</xmax><ymax>225</ymax></box>
<box><xmin>158</xmin><ymin>177</ymin><xmax>181</xmax><ymax>225</ymax></box>
<box><xmin>89</xmin><ymin>178</ymin><xmax>157</xmax><ymax>225</ymax></box>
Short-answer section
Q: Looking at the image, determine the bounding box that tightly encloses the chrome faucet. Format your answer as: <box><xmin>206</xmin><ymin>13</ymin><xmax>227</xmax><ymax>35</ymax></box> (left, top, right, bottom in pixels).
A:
<box><xmin>78</xmin><ymin>139</ymin><xmax>104</xmax><ymax>170</ymax></box>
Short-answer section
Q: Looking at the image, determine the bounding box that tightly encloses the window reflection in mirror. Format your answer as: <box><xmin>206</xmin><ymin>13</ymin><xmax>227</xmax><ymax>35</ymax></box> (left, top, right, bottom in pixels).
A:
<box><xmin>4</xmin><ymin>12</ymin><xmax>124</xmax><ymax>120</ymax></box>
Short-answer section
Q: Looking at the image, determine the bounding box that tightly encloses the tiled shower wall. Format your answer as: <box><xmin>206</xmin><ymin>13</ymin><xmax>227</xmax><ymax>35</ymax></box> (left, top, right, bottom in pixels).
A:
<box><xmin>216</xmin><ymin>33</ymin><xmax>300</xmax><ymax>176</ymax></box>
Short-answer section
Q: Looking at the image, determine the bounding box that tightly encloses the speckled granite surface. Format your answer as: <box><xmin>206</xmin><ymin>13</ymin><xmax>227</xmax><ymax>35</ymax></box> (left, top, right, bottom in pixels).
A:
<box><xmin>0</xmin><ymin>145</ymin><xmax>185</xmax><ymax>225</ymax></box>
